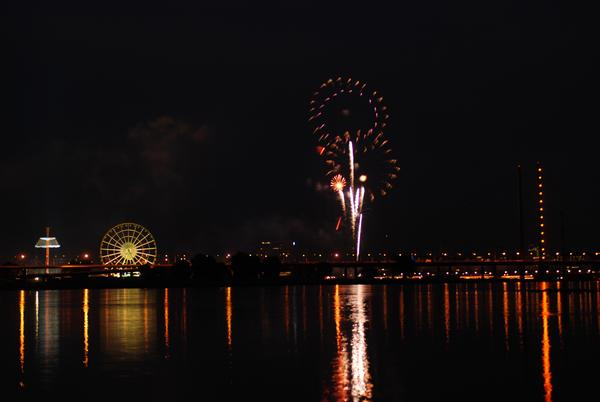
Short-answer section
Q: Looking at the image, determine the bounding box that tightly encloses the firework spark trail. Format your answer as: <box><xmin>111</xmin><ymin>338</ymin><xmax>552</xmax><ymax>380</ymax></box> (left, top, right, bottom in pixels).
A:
<box><xmin>349</xmin><ymin>141</ymin><xmax>359</xmax><ymax>240</ymax></box>
<box><xmin>356</xmin><ymin>213</ymin><xmax>363</xmax><ymax>261</ymax></box>
<box><xmin>360</xmin><ymin>187</ymin><xmax>365</xmax><ymax>212</ymax></box>
<box><xmin>356</xmin><ymin>187</ymin><xmax>366</xmax><ymax>261</ymax></box>
<box><xmin>349</xmin><ymin>141</ymin><xmax>355</xmax><ymax>190</ymax></box>
<box><xmin>335</xmin><ymin>216</ymin><xmax>343</xmax><ymax>231</ymax></box>
<box><xmin>344</xmin><ymin>140</ymin><xmax>365</xmax><ymax>261</ymax></box>
<box><xmin>349</xmin><ymin>186</ymin><xmax>356</xmax><ymax>236</ymax></box>
<box><xmin>338</xmin><ymin>190</ymin><xmax>346</xmax><ymax>214</ymax></box>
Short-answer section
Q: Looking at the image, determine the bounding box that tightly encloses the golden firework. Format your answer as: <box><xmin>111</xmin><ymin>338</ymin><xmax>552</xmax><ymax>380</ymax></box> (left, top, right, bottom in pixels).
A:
<box><xmin>330</xmin><ymin>174</ymin><xmax>347</xmax><ymax>192</ymax></box>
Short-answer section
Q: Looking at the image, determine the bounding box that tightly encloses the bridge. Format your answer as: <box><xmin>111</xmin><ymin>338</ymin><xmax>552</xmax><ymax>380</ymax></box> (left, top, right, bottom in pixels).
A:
<box><xmin>1</xmin><ymin>259</ymin><xmax>599</xmax><ymax>286</ymax></box>
<box><xmin>278</xmin><ymin>259</ymin><xmax>600</xmax><ymax>280</ymax></box>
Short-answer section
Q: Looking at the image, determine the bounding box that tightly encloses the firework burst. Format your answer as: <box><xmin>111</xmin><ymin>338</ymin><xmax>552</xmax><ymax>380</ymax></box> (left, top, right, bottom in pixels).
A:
<box><xmin>330</xmin><ymin>174</ymin><xmax>347</xmax><ymax>192</ymax></box>
<box><xmin>309</xmin><ymin>77</ymin><xmax>399</xmax><ymax>260</ymax></box>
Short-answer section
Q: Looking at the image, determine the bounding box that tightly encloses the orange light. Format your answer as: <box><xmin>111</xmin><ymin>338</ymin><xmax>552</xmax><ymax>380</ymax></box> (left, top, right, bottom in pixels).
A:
<box><xmin>20</xmin><ymin>254</ymin><xmax>26</xmax><ymax>260</ymax></box>
<box><xmin>335</xmin><ymin>216</ymin><xmax>342</xmax><ymax>231</ymax></box>
<box><xmin>330</xmin><ymin>174</ymin><xmax>347</xmax><ymax>192</ymax></box>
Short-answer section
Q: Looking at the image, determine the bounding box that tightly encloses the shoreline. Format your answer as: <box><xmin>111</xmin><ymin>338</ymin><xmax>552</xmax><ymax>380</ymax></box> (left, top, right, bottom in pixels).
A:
<box><xmin>1</xmin><ymin>276</ymin><xmax>598</xmax><ymax>292</ymax></box>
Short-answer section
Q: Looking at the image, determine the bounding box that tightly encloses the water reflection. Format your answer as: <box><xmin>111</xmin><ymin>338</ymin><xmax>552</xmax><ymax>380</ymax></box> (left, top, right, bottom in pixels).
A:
<box><xmin>5</xmin><ymin>283</ymin><xmax>600</xmax><ymax>401</ymax></box>
<box><xmin>454</xmin><ymin>282</ymin><xmax>459</xmax><ymax>332</ymax></box>
<box><xmin>99</xmin><ymin>289</ymin><xmax>157</xmax><ymax>362</ymax></box>
<box><xmin>488</xmin><ymin>283</ymin><xmax>494</xmax><ymax>334</ymax></box>
<box><xmin>350</xmin><ymin>286</ymin><xmax>372</xmax><ymax>400</ymax></box>
<box><xmin>19</xmin><ymin>290</ymin><xmax>25</xmax><ymax>383</ymax></box>
<box><xmin>330</xmin><ymin>285</ymin><xmax>373</xmax><ymax>401</ymax></box>
<box><xmin>226</xmin><ymin>287</ymin><xmax>232</xmax><ymax>350</ymax></box>
<box><xmin>35</xmin><ymin>291</ymin><xmax>39</xmax><ymax>343</ymax></box>
<box><xmin>444</xmin><ymin>283</ymin><xmax>450</xmax><ymax>344</ymax></box>
<box><xmin>474</xmin><ymin>285</ymin><xmax>479</xmax><ymax>333</ymax></box>
<box><xmin>83</xmin><ymin>289</ymin><xmax>89</xmax><ymax>368</ymax></box>
<box><xmin>40</xmin><ymin>291</ymin><xmax>60</xmax><ymax>384</ymax></box>
<box><xmin>144</xmin><ymin>291</ymin><xmax>149</xmax><ymax>353</ymax></box>
<box><xmin>503</xmin><ymin>282</ymin><xmax>510</xmax><ymax>351</ymax></box>
<box><xmin>464</xmin><ymin>285</ymin><xmax>470</xmax><ymax>329</ymax></box>
<box><xmin>332</xmin><ymin>285</ymin><xmax>349</xmax><ymax>400</ymax></box>
<box><xmin>597</xmin><ymin>282</ymin><xmax>600</xmax><ymax>334</ymax></box>
<box><xmin>426</xmin><ymin>284</ymin><xmax>433</xmax><ymax>331</ymax></box>
<box><xmin>399</xmin><ymin>287</ymin><xmax>404</xmax><ymax>341</ymax></box>
<box><xmin>556</xmin><ymin>281</ymin><xmax>563</xmax><ymax>343</ymax></box>
<box><xmin>516</xmin><ymin>282</ymin><xmax>523</xmax><ymax>348</ymax></box>
<box><xmin>284</xmin><ymin>286</ymin><xmax>290</xmax><ymax>340</ymax></box>
<box><xmin>382</xmin><ymin>285</ymin><xmax>388</xmax><ymax>330</ymax></box>
<box><xmin>164</xmin><ymin>288</ymin><xmax>170</xmax><ymax>356</ymax></box>
<box><xmin>319</xmin><ymin>287</ymin><xmax>324</xmax><ymax>347</ymax></box>
<box><xmin>541</xmin><ymin>283</ymin><xmax>553</xmax><ymax>402</ymax></box>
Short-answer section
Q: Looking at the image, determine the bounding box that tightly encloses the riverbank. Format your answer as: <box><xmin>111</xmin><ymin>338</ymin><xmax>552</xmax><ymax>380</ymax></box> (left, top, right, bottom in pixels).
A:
<box><xmin>1</xmin><ymin>274</ymin><xmax>599</xmax><ymax>291</ymax></box>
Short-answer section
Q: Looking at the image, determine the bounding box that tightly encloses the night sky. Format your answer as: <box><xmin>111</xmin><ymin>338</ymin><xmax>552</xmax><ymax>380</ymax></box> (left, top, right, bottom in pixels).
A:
<box><xmin>1</xmin><ymin>2</ymin><xmax>595</xmax><ymax>259</ymax></box>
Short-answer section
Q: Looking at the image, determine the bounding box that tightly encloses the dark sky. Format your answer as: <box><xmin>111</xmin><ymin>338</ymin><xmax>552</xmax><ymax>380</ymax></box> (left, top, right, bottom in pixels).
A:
<box><xmin>1</xmin><ymin>2</ymin><xmax>595</xmax><ymax>259</ymax></box>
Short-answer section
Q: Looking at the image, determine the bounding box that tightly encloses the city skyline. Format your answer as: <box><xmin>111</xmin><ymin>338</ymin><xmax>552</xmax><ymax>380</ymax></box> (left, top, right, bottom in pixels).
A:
<box><xmin>2</xmin><ymin>3</ymin><xmax>595</xmax><ymax>257</ymax></box>
<box><xmin>0</xmin><ymin>160</ymin><xmax>588</xmax><ymax>263</ymax></box>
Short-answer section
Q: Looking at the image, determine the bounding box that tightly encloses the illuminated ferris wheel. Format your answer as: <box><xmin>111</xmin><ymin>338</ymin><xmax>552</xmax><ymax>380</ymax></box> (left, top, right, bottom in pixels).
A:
<box><xmin>99</xmin><ymin>223</ymin><xmax>157</xmax><ymax>266</ymax></box>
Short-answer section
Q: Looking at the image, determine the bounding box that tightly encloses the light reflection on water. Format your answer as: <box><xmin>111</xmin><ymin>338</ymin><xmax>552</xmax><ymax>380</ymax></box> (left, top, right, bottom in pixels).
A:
<box><xmin>226</xmin><ymin>287</ymin><xmax>232</xmax><ymax>350</ymax></box>
<box><xmin>83</xmin><ymin>288</ymin><xmax>89</xmax><ymax>368</ymax></box>
<box><xmin>541</xmin><ymin>282</ymin><xmax>553</xmax><ymax>402</ymax></box>
<box><xmin>4</xmin><ymin>282</ymin><xmax>600</xmax><ymax>401</ymax></box>
<box><xmin>329</xmin><ymin>285</ymin><xmax>373</xmax><ymax>400</ymax></box>
<box><xmin>99</xmin><ymin>289</ymin><xmax>157</xmax><ymax>363</ymax></box>
<box><xmin>164</xmin><ymin>288</ymin><xmax>170</xmax><ymax>357</ymax></box>
<box><xmin>18</xmin><ymin>290</ymin><xmax>24</xmax><ymax>383</ymax></box>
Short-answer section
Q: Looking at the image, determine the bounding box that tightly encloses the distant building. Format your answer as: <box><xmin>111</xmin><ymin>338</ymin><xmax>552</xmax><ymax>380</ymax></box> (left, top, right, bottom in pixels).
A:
<box><xmin>257</xmin><ymin>241</ymin><xmax>292</xmax><ymax>260</ymax></box>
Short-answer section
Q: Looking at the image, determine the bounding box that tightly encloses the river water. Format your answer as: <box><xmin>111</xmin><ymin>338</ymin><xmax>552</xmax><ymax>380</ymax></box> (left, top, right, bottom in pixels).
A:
<box><xmin>1</xmin><ymin>282</ymin><xmax>599</xmax><ymax>401</ymax></box>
